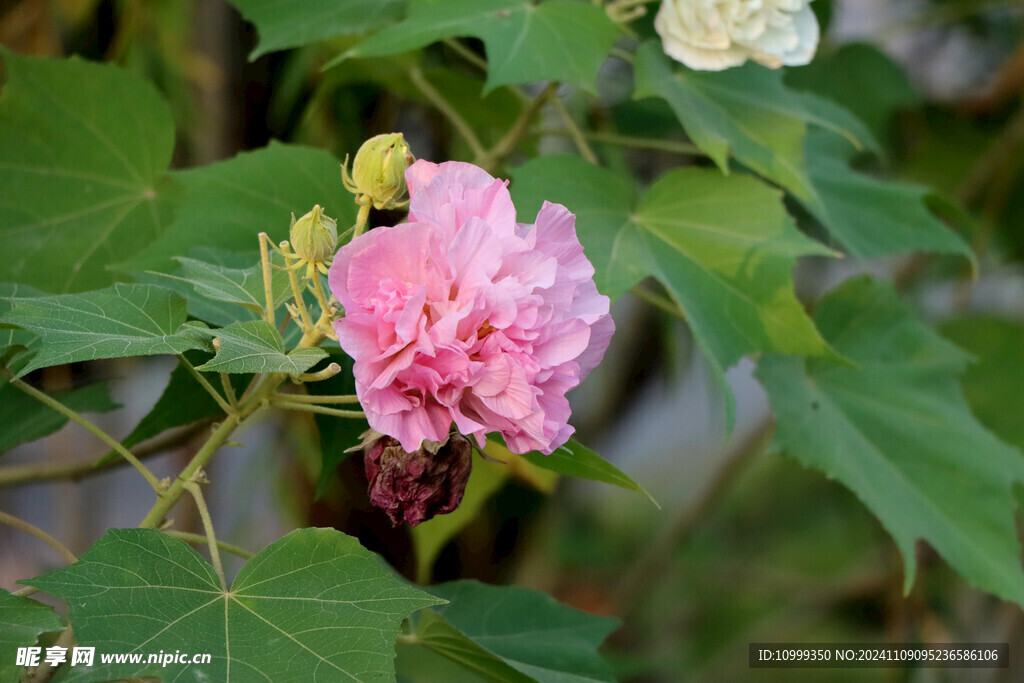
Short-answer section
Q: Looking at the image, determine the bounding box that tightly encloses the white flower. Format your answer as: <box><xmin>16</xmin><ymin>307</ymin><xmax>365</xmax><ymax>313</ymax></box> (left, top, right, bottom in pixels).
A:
<box><xmin>654</xmin><ymin>0</ymin><xmax>819</xmax><ymax>71</ymax></box>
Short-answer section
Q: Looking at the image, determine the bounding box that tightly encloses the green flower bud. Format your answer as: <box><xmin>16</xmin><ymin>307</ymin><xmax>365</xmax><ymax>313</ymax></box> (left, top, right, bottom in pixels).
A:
<box><xmin>289</xmin><ymin>204</ymin><xmax>338</xmax><ymax>265</ymax></box>
<box><xmin>342</xmin><ymin>133</ymin><xmax>414</xmax><ymax>210</ymax></box>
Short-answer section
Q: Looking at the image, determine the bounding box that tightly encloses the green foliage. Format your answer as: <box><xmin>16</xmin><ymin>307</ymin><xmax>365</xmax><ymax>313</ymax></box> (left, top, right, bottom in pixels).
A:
<box><xmin>516</xmin><ymin>438</ymin><xmax>655</xmax><ymax>506</ymax></box>
<box><xmin>126</xmin><ymin>142</ymin><xmax>355</xmax><ymax>273</ymax></box>
<box><xmin>197</xmin><ymin>320</ymin><xmax>328</xmax><ymax>374</ymax></box>
<box><xmin>512</xmin><ymin>155</ymin><xmax>831</xmax><ymax>422</ymax></box>
<box><xmin>758</xmin><ymin>276</ymin><xmax>1024</xmax><ymax>603</ymax></box>
<box><xmin>418</xmin><ymin>581</ymin><xmax>620</xmax><ymax>683</ymax></box>
<box><xmin>2</xmin><ymin>284</ymin><xmax>211</xmax><ymax>378</ymax></box>
<box><xmin>633</xmin><ymin>41</ymin><xmax>876</xmax><ymax>200</ymax></box>
<box><xmin>174</xmin><ymin>256</ymin><xmax>293</xmax><ymax>314</ymax></box>
<box><xmin>0</xmin><ymin>589</ymin><xmax>63</xmax><ymax>682</ymax></box>
<box><xmin>0</xmin><ymin>377</ymin><xmax>118</xmax><ymax>456</ymax></box>
<box><xmin>229</xmin><ymin>0</ymin><xmax>406</xmax><ymax>58</ymax></box>
<box><xmin>28</xmin><ymin>528</ymin><xmax>443</xmax><ymax>682</ymax></box>
<box><xmin>942</xmin><ymin>316</ymin><xmax>1024</xmax><ymax>451</ymax></box>
<box><xmin>0</xmin><ymin>50</ymin><xmax>175</xmax><ymax>293</ymax></box>
<box><xmin>342</xmin><ymin>0</ymin><xmax>619</xmax><ymax>93</ymax></box>
<box><xmin>800</xmin><ymin>133</ymin><xmax>971</xmax><ymax>259</ymax></box>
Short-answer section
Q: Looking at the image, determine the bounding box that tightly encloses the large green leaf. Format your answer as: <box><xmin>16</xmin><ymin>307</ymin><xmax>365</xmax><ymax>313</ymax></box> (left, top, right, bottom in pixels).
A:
<box><xmin>0</xmin><ymin>589</ymin><xmax>63</xmax><ymax>682</ymax></box>
<box><xmin>229</xmin><ymin>0</ymin><xmax>406</xmax><ymax>58</ymax></box>
<box><xmin>174</xmin><ymin>256</ymin><xmax>293</xmax><ymax>314</ymax></box>
<box><xmin>633</xmin><ymin>41</ymin><xmax>875</xmax><ymax>200</ymax></box>
<box><xmin>0</xmin><ymin>283</ymin><xmax>45</xmax><ymax>354</ymax></box>
<box><xmin>402</xmin><ymin>609</ymin><xmax>531</xmax><ymax>683</ymax></box>
<box><xmin>799</xmin><ymin>132</ymin><xmax>971</xmax><ymax>260</ymax></box>
<box><xmin>197</xmin><ymin>320</ymin><xmax>328</xmax><ymax>374</ymax></box>
<box><xmin>0</xmin><ymin>377</ymin><xmax>118</xmax><ymax>456</ymax></box>
<box><xmin>28</xmin><ymin>527</ymin><xmax>444</xmax><ymax>682</ymax></box>
<box><xmin>941</xmin><ymin>316</ymin><xmax>1024</xmax><ymax>452</ymax></box>
<box><xmin>0</xmin><ymin>51</ymin><xmax>175</xmax><ymax>293</ymax></box>
<box><xmin>511</xmin><ymin>155</ymin><xmax>831</xmax><ymax>402</ymax></box>
<box><xmin>420</xmin><ymin>581</ymin><xmax>619</xmax><ymax>683</ymax></box>
<box><xmin>124</xmin><ymin>142</ymin><xmax>355</xmax><ymax>273</ymax></box>
<box><xmin>757</xmin><ymin>276</ymin><xmax>1024</xmax><ymax>603</ymax></box>
<box><xmin>2</xmin><ymin>284</ymin><xmax>211</xmax><ymax>378</ymax></box>
<box><xmin>516</xmin><ymin>438</ymin><xmax>655</xmax><ymax>506</ymax></box>
<box><xmin>342</xmin><ymin>0</ymin><xmax>619</xmax><ymax>94</ymax></box>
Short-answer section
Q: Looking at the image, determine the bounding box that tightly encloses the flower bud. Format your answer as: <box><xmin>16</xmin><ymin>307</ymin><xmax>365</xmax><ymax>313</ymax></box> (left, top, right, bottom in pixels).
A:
<box><xmin>289</xmin><ymin>204</ymin><xmax>338</xmax><ymax>265</ymax></box>
<box><xmin>342</xmin><ymin>133</ymin><xmax>414</xmax><ymax>210</ymax></box>
<box><xmin>361</xmin><ymin>430</ymin><xmax>472</xmax><ymax>527</ymax></box>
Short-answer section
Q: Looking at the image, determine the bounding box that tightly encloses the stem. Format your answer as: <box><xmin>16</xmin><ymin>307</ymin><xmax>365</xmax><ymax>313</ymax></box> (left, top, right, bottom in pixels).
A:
<box><xmin>539</xmin><ymin>128</ymin><xmax>704</xmax><ymax>156</ymax></box>
<box><xmin>0</xmin><ymin>421</ymin><xmax>211</xmax><ymax>488</ymax></box>
<box><xmin>163</xmin><ymin>530</ymin><xmax>255</xmax><ymax>560</ymax></box>
<box><xmin>269</xmin><ymin>399</ymin><xmax>365</xmax><ymax>419</ymax></box>
<box><xmin>352</xmin><ymin>202</ymin><xmax>371</xmax><ymax>240</ymax></box>
<box><xmin>220</xmin><ymin>373</ymin><xmax>238</xmax><ymax>409</ymax></box>
<box><xmin>442</xmin><ymin>38</ymin><xmax>488</xmax><ymax>72</ymax></box>
<box><xmin>272</xmin><ymin>392</ymin><xmax>360</xmax><ymax>405</ymax></box>
<box><xmin>178</xmin><ymin>355</ymin><xmax>233</xmax><ymax>415</ymax></box>
<box><xmin>184</xmin><ymin>480</ymin><xmax>226</xmax><ymax>591</ymax></box>
<box><xmin>613</xmin><ymin>415</ymin><xmax>774</xmax><ymax>612</ymax></box>
<box><xmin>2</xmin><ymin>369</ymin><xmax>162</xmax><ymax>492</ymax></box>
<box><xmin>287</xmin><ymin>264</ymin><xmax>315</xmax><ymax>332</ymax></box>
<box><xmin>311</xmin><ymin>272</ymin><xmax>331</xmax><ymax>321</ymax></box>
<box><xmin>295</xmin><ymin>362</ymin><xmax>342</xmax><ymax>383</ymax></box>
<box><xmin>0</xmin><ymin>510</ymin><xmax>77</xmax><ymax>565</ymax></box>
<box><xmin>631</xmin><ymin>284</ymin><xmax>685</xmax><ymax>319</ymax></box>
<box><xmin>549</xmin><ymin>95</ymin><xmax>598</xmax><ymax>164</ymax></box>
<box><xmin>28</xmin><ymin>625</ymin><xmax>75</xmax><ymax>683</ymax></box>
<box><xmin>477</xmin><ymin>82</ymin><xmax>560</xmax><ymax>172</ymax></box>
<box><xmin>409</xmin><ymin>65</ymin><xmax>487</xmax><ymax>159</ymax></box>
<box><xmin>259</xmin><ymin>232</ymin><xmax>276</xmax><ymax>327</ymax></box>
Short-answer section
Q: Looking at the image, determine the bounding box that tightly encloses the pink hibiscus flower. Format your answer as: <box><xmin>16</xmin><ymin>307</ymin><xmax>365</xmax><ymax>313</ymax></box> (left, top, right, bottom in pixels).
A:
<box><xmin>329</xmin><ymin>160</ymin><xmax>614</xmax><ymax>455</ymax></box>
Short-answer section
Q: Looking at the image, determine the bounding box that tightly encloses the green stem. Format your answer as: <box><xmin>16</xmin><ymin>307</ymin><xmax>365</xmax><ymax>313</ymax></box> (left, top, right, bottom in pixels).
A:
<box><xmin>220</xmin><ymin>373</ymin><xmax>238</xmax><ymax>409</ymax></box>
<box><xmin>540</xmin><ymin>128</ymin><xmax>703</xmax><ymax>155</ymax></box>
<box><xmin>295</xmin><ymin>362</ymin><xmax>342</xmax><ymax>383</ymax></box>
<box><xmin>549</xmin><ymin>95</ymin><xmax>598</xmax><ymax>164</ymax></box>
<box><xmin>184</xmin><ymin>480</ymin><xmax>226</xmax><ymax>591</ymax></box>
<box><xmin>477</xmin><ymin>81</ymin><xmax>560</xmax><ymax>172</ymax></box>
<box><xmin>139</xmin><ymin>417</ymin><xmax>241</xmax><ymax>529</ymax></box>
<box><xmin>631</xmin><ymin>284</ymin><xmax>685</xmax><ymax>320</ymax></box>
<box><xmin>259</xmin><ymin>232</ymin><xmax>276</xmax><ymax>327</ymax></box>
<box><xmin>2</xmin><ymin>369</ymin><xmax>162</xmax><ymax>492</ymax></box>
<box><xmin>0</xmin><ymin>420</ymin><xmax>211</xmax><ymax>488</ymax></box>
<box><xmin>409</xmin><ymin>65</ymin><xmax>486</xmax><ymax>159</ymax></box>
<box><xmin>286</xmin><ymin>264</ymin><xmax>315</xmax><ymax>332</ymax></box>
<box><xmin>272</xmin><ymin>392</ymin><xmax>360</xmax><ymax>405</ymax></box>
<box><xmin>352</xmin><ymin>202</ymin><xmax>371</xmax><ymax>240</ymax></box>
<box><xmin>163</xmin><ymin>530</ymin><xmax>255</xmax><ymax>560</ymax></box>
<box><xmin>442</xmin><ymin>38</ymin><xmax>488</xmax><ymax>72</ymax></box>
<box><xmin>178</xmin><ymin>355</ymin><xmax>233</xmax><ymax>415</ymax></box>
<box><xmin>270</xmin><ymin>399</ymin><xmax>365</xmax><ymax>419</ymax></box>
<box><xmin>0</xmin><ymin>510</ymin><xmax>77</xmax><ymax>565</ymax></box>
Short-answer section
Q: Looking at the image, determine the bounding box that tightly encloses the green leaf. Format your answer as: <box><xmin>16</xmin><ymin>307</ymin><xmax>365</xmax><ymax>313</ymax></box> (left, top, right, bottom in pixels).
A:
<box><xmin>228</xmin><ymin>0</ymin><xmax>406</xmax><ymax>58</ymax></box>
<box><xmin>343</xmin><ymin>0</ymin><xmax>619</xmax><ymax>94</ymax></box>
<box><xmin>941</xmin><ymin>316</ymin><xmax>1024</xmax><ymax>452</ymax></box>
<box><xmin>28</xmin><ymin>527</ymin><xmax>444</xmax><ymax>682</ymax></box>
<box><xmin>422</xmin><ymin>581</ymin><xmax>619</xmax><ymax>683</ymax></box>
<box><xmin>0</xmin><ymin>283</ymin><xmax>46</xmax><ymax>353</ymax></box>
<box><xmin>2</xmin><ymin>284</ymin><xmax>211</xmax><ymax>378</ymax></box>
<box><xmin>404</xmin><ymin>609</ymin><xmax>531</xmax><ymax>683</ymax></box>
<box><xmin>124</xmin><ymin>142</ymin><xmax>355</xmax><ymax>273</ymax></box>
<box><xmin>785</xmin><ymin>43</ymin><xmax>918</xmax><ymax>140</ymax></box>
<box><xmin>0</xmin><ymin>589</ymin><xmax>63</xmax><ymax>682</ymax></box>
<box><xmin>0</xmin><ymin>377</ymin><xmax>119</xmax><ymax>456</ymax></box>
<box><xmin>633</xmin><ymin>41</ymin><xmax>876</xmax><ymax>199</ymax></box>
<box><xmin>411</xmin><ymin>453</ymin><xmax>510</xmax><ymax>583</ymax></box>
<box><xmin>197</xmin><ymin>320</ymin><xmax>328</xmax><ymax>374</ymax></box>
<box><xmin>511</xmin><ymin>155</ymin><xmax>831</xmax><ymax>422</ymax></box>
<box><xmin>515</xmin><ymin>438</ymin><xmax>655</xmax><ymax>507</ymax></box>
<box><xmin>173</xmin><ymin>255</ymin><xmax>293</xmax><ymax>313</ymax></box>
<box><xmin>757</xmin><ymin>276</ymin><xmax>1024</xmax><ymax>603</ymax></box>
<box><xmin>0</xmin><ymin>51</ymin><xmax>175</xmax><ymax>293</ymax></box>
<box><xmin>799</xmin><ymin>132</ymin><xmax>972</xmax><ymax>260</ymax></box>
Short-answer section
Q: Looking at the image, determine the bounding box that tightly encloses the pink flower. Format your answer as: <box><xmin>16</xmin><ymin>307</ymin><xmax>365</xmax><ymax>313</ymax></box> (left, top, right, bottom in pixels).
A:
<box><xmin>329</xmin><ymin>160</ymin><xmax>614</xmax><ymax>455</ymax></box>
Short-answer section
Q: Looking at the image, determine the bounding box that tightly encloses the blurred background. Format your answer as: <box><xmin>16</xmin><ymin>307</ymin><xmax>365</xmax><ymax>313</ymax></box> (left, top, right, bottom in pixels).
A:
<box><xmin>1</xmin><ymin>0</ymin><xmax>1023</xmax><ymax>680</ymax></box>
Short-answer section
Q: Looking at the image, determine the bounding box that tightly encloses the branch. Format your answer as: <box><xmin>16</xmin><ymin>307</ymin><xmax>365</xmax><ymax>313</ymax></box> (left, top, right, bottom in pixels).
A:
<box><xmin>0</xmin><ymin>510</ymin><xmax>77</xmax><ymax>565</ymax></box>
<box><xmin>409</xmin><ymin>65</ymin><xmax>487</xmax><ymax>160</ymax></box>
